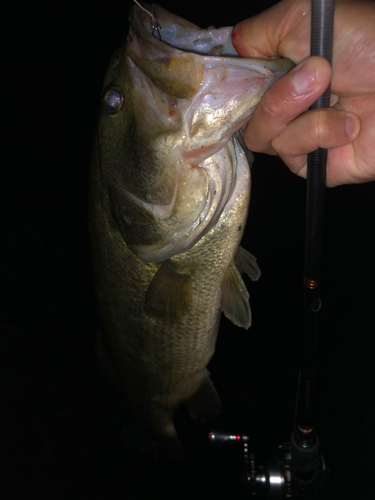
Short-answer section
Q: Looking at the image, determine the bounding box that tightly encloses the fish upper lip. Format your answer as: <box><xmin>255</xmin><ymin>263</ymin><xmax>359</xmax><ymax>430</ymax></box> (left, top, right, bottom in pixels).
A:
<box><xmin>130</xmin><ymin>3</ymin><xmax>294</xmax><ymax>72</ymax></box>
<box><xmin>130</xmin><ymin>3</ymin><xmax>235</xmax><ymax>57</ymax></box>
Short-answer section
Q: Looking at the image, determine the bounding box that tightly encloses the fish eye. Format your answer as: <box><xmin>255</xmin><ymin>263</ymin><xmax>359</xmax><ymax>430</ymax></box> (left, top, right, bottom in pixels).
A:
<box><xmin>103</xmin><ymin>86</ymin><xmax>124</xmax><ymax>115</ymax></box>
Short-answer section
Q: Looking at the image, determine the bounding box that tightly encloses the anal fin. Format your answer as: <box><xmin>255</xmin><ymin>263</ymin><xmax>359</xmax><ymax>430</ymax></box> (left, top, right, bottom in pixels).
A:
<box><xmin>186</xmin><ymin>369</ymin><xmax>221</xmax><ymax>422</ymax></box>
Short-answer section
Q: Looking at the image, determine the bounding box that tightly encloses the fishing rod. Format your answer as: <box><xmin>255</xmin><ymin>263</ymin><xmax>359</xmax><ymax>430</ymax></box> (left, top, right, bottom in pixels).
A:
<box><xmin>209</xmin><ymin>1</ymin><xmax>335</xmax><ymax>497</ymax></box>
<box><xmin>291</xmin><ymin>0</ymin><xmax>334</xmax><ymax>496</ymax></box>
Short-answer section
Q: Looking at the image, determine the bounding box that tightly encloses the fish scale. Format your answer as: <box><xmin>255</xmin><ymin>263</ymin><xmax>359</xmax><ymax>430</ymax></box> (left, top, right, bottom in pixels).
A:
<box><xmin>89</xmin><ymin>3</ymin><xmax>293</xmax><ymax>456</ymax></box>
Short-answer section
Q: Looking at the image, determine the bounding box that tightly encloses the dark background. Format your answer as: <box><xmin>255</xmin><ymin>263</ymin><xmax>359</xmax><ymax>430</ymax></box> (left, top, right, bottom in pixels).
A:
<box><xmin>2</xmin><ymin>0</ymin><xmax>374</xmax><ymax>498</ymax></box>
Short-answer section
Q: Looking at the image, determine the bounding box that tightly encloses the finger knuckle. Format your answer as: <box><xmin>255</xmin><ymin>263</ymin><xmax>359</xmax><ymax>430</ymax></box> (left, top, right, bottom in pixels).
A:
<box><xmin>313</xmin><ymin>109</ymin><xmax>332</xmax><ymax>142</ymax></box>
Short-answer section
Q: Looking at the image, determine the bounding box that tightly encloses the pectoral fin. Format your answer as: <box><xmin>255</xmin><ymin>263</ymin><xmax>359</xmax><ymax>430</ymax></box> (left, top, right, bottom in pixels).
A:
<box><xmin>144</xmin><ymin>260</ymin><xmax>192</xmax><ymax>321</ymax></box>
<box><xmin>236</xmin><ymin>245</ymin><xmax>261</xmax><ymax>281</ymax></box>
<box><xmin>186</xmin><ymin>369</ymin><xmax>221</xmax><ymax>422</ymax></box>
<box><xmin>221</xmin><ymin>263</ymin><xmax>252</xmax><ymax>329</ymax></box>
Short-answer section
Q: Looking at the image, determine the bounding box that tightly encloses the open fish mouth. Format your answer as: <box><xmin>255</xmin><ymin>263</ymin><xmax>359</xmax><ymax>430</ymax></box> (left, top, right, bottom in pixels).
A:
<box><xmin>129</xmin><ymin>2</ymin><xmax>293</xmax><ymax>69</ymax></box>
<box><xmin>133</xmin><ymin>3</ymin><xmax>240</xmax><ymax>56</ymax></box>
<box><xmin>101</xmin><ymin>3</ymin><xmax>294</xmax><ymax>263</ymax></box>
<box><xmin>127</xmin><ymin>2</ymin><xmax>294</xmax><ymax>171</ymax></box>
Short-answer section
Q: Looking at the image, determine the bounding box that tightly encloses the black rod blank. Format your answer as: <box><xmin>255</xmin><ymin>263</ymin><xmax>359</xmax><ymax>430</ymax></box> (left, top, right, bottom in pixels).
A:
<box><xmin>296</xmin><ymin>0</ymin><xmax>335</xmax><ymax>431</ymax></box>
<box><xmin>304</xmin><ymin>0</ymin><xmax>334</xmax><ymax>281</ymax></box>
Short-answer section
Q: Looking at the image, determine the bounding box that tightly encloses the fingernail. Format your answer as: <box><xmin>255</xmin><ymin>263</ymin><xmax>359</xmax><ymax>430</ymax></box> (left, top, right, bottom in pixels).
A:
<box><xmin>345</xmin><ymin>115</ymin><xmax>356</xmax><ymax>138</ymax></box>
<box><xmin>292</xmin><ymin>63</ymin><xmax>317</xmax><ymax>95</ymax></box>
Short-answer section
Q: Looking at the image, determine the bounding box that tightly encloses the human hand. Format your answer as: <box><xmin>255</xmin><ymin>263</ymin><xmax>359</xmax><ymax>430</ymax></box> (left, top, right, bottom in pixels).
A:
<box><xmin>232</xmin><ymin>0</ymin><xmax>375</xmax><ymax>187</ymax></box>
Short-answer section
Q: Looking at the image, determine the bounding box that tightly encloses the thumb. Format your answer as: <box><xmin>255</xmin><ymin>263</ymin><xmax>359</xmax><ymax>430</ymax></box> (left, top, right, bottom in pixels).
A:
<box><xmin>232</xmin><ymin>0</ymin><xmax>311</xmax><ymax>62</ymax></box>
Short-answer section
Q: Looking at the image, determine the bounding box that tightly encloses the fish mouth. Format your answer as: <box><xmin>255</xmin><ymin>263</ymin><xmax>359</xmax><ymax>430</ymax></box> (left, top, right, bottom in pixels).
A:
<box><xmin>120</xmin><ymin>4</ymin><xmax>294</xmax><ymax>263</ymax></box>
<box><xmin>128</xmin><ymin>2</ymin><xmax>294</xmax><ymax>150</ymax></box>
<box><xmin>131</xmin><ymin>2</ymin><xmax>237</xmax><ymax>56</ymax></box>
<box><xmin>130</xmin><ymin>3</ymin><xmax>293</xmax><ymax>71</ymax></box>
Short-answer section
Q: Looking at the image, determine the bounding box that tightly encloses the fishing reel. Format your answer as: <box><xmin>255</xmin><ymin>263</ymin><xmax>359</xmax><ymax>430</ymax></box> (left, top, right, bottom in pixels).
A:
<box><xmin>208</xmin><ymin>428</ymin><xmax>328</xmax><ymax>499</ymax></box>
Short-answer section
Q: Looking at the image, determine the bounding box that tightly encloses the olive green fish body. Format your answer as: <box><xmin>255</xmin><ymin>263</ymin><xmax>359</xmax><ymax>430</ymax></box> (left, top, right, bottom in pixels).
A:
<box><xmin>90</xmin><ymin>3</ymin><xmax>293</xmax><ymax>454</ymax></box>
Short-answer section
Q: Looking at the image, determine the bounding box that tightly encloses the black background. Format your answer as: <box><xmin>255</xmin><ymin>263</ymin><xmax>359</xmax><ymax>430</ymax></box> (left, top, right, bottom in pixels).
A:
<box><xmin>2</xmin><ymin>0</ymin><xmax>375</xmax><ymax>498</ymax></box>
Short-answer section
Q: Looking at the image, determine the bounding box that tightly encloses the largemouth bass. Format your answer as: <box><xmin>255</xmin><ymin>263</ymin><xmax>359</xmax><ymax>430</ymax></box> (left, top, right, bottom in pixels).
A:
<box><xmin>89</xmin><ymin>3</ymin><xmax>293</xmax><ymax>456</ymax></box>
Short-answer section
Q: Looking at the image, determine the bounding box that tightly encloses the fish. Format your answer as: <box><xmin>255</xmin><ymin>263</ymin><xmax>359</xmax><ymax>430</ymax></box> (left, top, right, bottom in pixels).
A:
<box><xmin>89</xmin><ymin>2</ymin><xmax>293</xmax><ymax>457</ymax></box>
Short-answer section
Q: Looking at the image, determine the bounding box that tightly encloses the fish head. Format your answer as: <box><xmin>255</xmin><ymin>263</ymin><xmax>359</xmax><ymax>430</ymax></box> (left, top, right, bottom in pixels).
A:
<box><xmin>94</xmin><ymin>3</ymin><xmax>294</xmax><ymax>262</ymax></box>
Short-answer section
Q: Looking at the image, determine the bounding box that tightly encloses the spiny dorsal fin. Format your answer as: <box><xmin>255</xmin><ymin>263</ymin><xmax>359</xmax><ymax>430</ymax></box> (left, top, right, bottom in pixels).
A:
<box><xmin>221</xmin><ymin>263</ymin><xmax>252</xmax><ymax>329</ymax></box>
<box><xmin>185</xmin><ymin>369</ymin><xmax>221</xmax><ymax>422</ymax></box>
<box><xmin>236</xmin><ymin>245</ymin><xmax>261</xmax><ymax>281</ymax></box>
<box><xmin>144</xmin><ymin>260</ymin><xmax>192</xmax><ymax>321</ymax></box>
